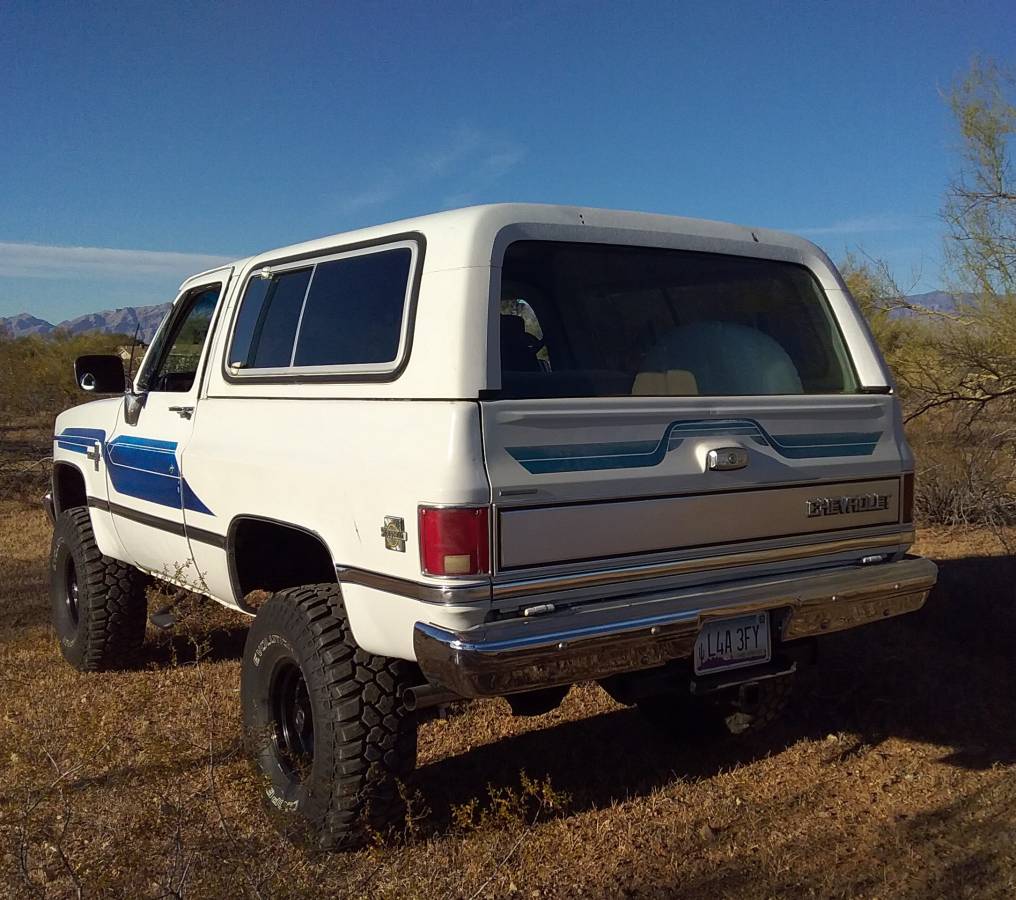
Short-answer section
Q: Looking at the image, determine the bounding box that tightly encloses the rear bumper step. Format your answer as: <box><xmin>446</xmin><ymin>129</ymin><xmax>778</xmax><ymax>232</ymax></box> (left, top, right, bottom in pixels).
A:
<box><xmin>413</xmin><ymin>555</ymin><xmax>938</xmax><ymax>698</ymax></box>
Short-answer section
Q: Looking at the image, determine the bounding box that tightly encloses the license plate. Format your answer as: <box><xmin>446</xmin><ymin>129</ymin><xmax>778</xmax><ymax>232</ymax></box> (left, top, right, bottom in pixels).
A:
<box><xmin>694</xmin><ymin>612</ymin><xmax>771</xmax><ymax>675</ymax></box>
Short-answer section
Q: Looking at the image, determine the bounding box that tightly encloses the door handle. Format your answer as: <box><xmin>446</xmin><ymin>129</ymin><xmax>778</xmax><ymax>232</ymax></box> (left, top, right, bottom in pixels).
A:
<box><xmin>706</xmin><ymin>447</ymin><xmax>749</xmax><ymax>471</ymax></box>
<box><xmin>169</xmin><ymin>406</ymin><xmax>194</xmax><ymax>420</ymax></box>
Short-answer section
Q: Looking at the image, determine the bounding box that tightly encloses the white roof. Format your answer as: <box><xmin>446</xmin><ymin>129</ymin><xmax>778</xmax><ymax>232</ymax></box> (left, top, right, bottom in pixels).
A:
<box><xmin>227</xmin><ymin>203</ymin><xmax>824</xmax><ymax>275</ymax></box>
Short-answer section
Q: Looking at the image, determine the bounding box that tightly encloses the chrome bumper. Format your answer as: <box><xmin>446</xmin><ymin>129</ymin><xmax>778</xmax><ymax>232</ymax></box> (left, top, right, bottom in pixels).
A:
<box><xmin>413</xmin><ymin>555</ymin><xmax>938</xmax><ymax>698</ymax></box>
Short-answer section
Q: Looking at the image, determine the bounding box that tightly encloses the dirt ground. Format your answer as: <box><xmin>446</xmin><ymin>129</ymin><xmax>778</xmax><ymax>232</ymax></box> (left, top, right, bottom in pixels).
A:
<box><xmin>1</xmin><ymin>495</ymin><xmax>1015</xmax><ymax>898</ymax></box>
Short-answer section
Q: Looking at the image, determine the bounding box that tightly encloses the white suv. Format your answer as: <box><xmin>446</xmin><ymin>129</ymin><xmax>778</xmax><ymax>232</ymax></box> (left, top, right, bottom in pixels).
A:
<box><xmin>47</xmin><ymin>204</ymin><xmax>937</xmax><ymax>847</ymax></box>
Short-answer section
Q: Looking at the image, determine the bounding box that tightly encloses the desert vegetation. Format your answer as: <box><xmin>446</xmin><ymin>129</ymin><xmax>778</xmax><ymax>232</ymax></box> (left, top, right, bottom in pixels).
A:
<box><xmin>1</xmin><ymin>59</ymin><xmax>1014</xmax><ymax>897</ymax></box>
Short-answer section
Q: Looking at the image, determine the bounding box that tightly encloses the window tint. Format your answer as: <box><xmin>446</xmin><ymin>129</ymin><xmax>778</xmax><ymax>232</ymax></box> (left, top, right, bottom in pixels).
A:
<box><xmin>294</xmin><ymin>248</ymin><xmax>412</xmax><ymax>366</ymax></box>
<box><xmin>227</xmin><ymin>246</ymin><xmax>412</xmax><ymax>372</ymax></box>
<box><xmin>498</xmin><ymin>241</ymin><xmax>858</xmax><ymax>399</ymax></box>
<box><xmin>145</xmin><ymin>286</ymin><xmax>220</xmax><ymax>393</ymax></box>
<box><xmin>230</xmin><ymin>268</ymin><xmax>312</xmax><ymax>369</ymax></box>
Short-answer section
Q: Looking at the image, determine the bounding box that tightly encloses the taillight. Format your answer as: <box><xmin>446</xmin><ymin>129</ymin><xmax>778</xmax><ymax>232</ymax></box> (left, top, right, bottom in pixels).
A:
<box><xmin>902</xmin><ymin>472</ymin><xmax>915</xmax><ymax>524</ymax></box>
<box><xmin>418</xmin><ymin>506</ymin><xmax>490</xmax><ymax>577</ymax></box>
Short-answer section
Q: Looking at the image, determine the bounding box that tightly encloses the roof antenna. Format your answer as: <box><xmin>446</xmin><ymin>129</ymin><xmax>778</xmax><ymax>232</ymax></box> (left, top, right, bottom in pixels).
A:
<box><xmin>126</xmin><ymin>323</ymin><xmax>141</xmax><ymax>388</ymax></box>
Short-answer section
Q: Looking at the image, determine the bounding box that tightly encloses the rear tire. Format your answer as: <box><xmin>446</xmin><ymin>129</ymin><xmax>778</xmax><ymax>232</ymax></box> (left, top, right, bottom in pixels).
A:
<box><xmin>49</xmin><ymin>507</ymin><xmax>149</xmax><ymax>671</ymax></box>
<box><xmin>241</xmin><ymin>583</ymin><xmax>418</xmax><ymax>849</ymax></box>
<box><xmin>637</xmin><ymin>674</ymin><xmax>794</xmax><ymax>739</ymax></box>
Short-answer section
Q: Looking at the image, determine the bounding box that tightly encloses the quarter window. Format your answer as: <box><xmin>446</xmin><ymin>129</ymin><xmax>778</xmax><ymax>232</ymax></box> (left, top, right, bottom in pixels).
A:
<box><xmin>294</xmin><ymin>249</ymin><xmax>412</xmax><ymax>366</ymax></box>
<box><xmin>229</xmin><ymin>269</ymin><xmax>311</xmax><ymax>369</ymax></box>
<box><xmin>227</xmin><ymin>244</ymin><xmax>415</xmax><ymax>373</ymax></box>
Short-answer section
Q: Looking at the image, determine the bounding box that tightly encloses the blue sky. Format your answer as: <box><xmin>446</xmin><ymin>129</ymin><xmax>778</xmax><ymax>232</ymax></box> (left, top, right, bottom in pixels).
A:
<box><xmin>1</xmin><ymin>0</ymin><xmax>1013</xmax><ymax>322</ymax></box>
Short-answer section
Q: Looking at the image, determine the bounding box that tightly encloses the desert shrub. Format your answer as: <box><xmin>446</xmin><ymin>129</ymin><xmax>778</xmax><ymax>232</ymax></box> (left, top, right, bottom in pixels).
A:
<box><xmin>0</xmin><ymin>330</ymin><xmax>132</xmax><ymax>423</ymax></box>
<box><xmin>913</xmin><ymin>432</ymin><xmax>1016</xmax><ymax>527</ymax></box>
<box><xmin>0</xmin><ymin>330</ymin><xmax>134</xmax><ymax>500</ymax></box>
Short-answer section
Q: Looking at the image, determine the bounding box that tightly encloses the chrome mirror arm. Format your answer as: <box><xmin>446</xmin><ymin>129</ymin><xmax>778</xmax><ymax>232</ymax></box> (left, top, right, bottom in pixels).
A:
<box><xmin>124</xmin><ymin>387</ymin><xmax>147</xmax><ymax>426</ymax></box>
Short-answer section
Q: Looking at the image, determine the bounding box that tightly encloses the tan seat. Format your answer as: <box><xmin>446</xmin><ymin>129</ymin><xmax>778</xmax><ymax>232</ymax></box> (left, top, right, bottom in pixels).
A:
<box><xmin>631</xmin><ymin>368</ymin><xmax>699</xmax><ymax>396</ymax></box>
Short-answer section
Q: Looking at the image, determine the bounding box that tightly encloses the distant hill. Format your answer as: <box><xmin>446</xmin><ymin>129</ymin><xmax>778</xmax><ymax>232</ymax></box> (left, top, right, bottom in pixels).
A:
<box><xmin>0</xmin><ymin>302</ymin><xmax>171</xmax><ymax>342</ymax></box>
<box><xmin>903</xmin><ymin>291</ymin><xmax>970</xmax><ymax>314</ymax></box>
<box><xmin>0</xmin><ymin>312</ymin><xmax>56</xmax><ymax>338</ymax></box>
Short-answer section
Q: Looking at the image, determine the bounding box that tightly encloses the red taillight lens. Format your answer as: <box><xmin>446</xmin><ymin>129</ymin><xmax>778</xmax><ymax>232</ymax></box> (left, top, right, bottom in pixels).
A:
<box><xmin>902</xmin><ymin>472</ymin><xmax>915</xmax><ymax>524</ymax></box>
<box><xmin>419</xmin><ymin>506</ymin><xmax>490</xmax><ymax>576</ymax></box>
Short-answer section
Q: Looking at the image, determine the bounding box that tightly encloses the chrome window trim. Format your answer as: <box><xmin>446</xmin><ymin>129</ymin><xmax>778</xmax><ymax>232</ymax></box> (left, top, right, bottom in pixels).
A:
<box><xmin>221</xmin><ymin>234</ymin><xmax>424</xmax><ymax>382</ymax></box>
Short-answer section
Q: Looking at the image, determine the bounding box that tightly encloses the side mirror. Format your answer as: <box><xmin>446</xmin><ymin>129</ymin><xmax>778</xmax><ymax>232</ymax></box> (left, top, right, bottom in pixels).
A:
<box><xmin>74</xmin><ymin>355</ymin><xmax>126</xmax><ymax>394</ymax></box>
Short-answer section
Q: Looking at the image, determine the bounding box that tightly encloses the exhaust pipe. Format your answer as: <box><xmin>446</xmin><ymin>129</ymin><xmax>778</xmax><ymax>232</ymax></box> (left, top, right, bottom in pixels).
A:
<box><xmin>403</xmin><ymin>683</ymin><xmax>462</xmax><ymax>711</ymax></box>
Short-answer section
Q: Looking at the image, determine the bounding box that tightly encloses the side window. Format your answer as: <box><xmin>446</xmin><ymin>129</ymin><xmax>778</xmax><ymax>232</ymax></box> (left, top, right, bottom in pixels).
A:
<box><xmin>227</xmin><ymin>244</ymin><xmax>414</xmax><ymax>373</ymax></box>
<box><xmin>144</xmin><ymin>285</ymin><xmax>221</xmax><ymax>393</ymax></box>
<box><xmin>294</xmin><ymin>248</ymin><xmax>411</xmax><ymax>366</ymax></box>
<box><xmin>228</xmin><ymin>268</ymin><xmax>312</xmax><ymax>368</ymax></box>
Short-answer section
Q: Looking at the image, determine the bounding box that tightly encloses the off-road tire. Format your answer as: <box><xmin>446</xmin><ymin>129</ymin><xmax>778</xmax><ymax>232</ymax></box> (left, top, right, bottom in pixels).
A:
<box><xmin>241</xmin><ymin>583</ymin><xmax>418</xmax><ymax>849</ymax></box>
<box><xmin>50</xmin><ymin>507</ymin><xmax>149</xmax><ymax>671</ymax></box>
<box><xmin>637</xmin><ymin>674</ymin><xmax>794</xmax><ymax>739</ymax></box>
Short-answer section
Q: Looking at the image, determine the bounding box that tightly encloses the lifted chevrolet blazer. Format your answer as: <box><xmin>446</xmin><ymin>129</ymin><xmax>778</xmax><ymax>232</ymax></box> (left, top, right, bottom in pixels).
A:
<box><xmin>48</xmin><ymin>204</ymin><xmax>937</xmax><ymax>847</ymax></box>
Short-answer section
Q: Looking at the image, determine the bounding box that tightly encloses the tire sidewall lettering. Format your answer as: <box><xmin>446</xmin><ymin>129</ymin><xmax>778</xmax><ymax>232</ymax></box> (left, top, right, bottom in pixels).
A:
<box><xmin>265</xmin><ymin>785</ymin><xmax>299</xmax><ymax>812</ymax></box>
<box><xmin>50</xmin><ymin>534</ymin><xmax>66</xmax><ymax>574</ymax></box>
<box><xmin>253</xmin><ymin>633</ymin><xmax>293</xmax><ymax>667</ymax></box>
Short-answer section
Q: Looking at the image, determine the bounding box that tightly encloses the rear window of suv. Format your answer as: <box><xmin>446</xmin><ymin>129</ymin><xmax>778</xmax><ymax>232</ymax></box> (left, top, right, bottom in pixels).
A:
<box><xmin>498</xmin><ymin>241</ymin><xmax>859</xmax><ymax>398</ymax></box>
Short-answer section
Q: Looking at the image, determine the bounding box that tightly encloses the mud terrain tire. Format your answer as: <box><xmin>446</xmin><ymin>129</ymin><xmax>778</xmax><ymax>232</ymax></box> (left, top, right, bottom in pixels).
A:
<box><xmin>50</xmin><ymin>507</ymin><xmax>149</xmax><ymax>671</ymax></box>
<box><xmin>241</xmin><ymin>583</ymin><xmax>418</xmax><ymax>849</ymax></box>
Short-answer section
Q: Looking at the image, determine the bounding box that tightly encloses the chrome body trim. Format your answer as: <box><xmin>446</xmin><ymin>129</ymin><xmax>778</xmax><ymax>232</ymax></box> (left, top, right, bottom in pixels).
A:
<box><xmin>336</xmin><ymin>565</ymin><xmax>492</xmax><ymax>604</ymax></box>
<box><xmin>491</xmin><ymin>529</ymin><xmax>914</xmax><ymax>600</ymax></box>
<box><xmin>412</xmin><ymin>555</ymin><xmax>938</xmax><ymax>697</ymax></box>
<box><xmin>336</xmin><ymin>528</ymin><xmax>915</xmax><ymax>605</ymax></box>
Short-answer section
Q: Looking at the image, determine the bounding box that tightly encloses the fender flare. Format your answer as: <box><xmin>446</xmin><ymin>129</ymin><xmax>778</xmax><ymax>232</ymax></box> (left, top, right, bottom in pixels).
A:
<box><xmin>225</xmin><ymin>514</ymin><xmax>337</xmax><ymax>614</ymax></box>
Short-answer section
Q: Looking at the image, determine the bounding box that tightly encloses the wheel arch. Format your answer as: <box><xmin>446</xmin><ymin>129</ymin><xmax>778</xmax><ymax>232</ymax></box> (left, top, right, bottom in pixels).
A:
<box><xmin>52</xmin><ymin>461</ymin><xmax>88</xmax><ymax>515</ymax></box>
<box><xmin>227</xmin><ymin>514</ymin><xmax>338</xmax><ymax>610</ymax></box>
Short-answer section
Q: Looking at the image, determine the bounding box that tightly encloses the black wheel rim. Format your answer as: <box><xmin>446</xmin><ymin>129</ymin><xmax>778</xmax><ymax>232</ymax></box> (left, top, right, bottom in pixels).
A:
<box><xmin>270</xmin><ymin>661</ymin><xmax>314</xmax><ymax>781</ymax></box>
<box><xmin>64</xmin><ymin>555</ymin><xmax>79</xmax><ymax>626</ymax></box>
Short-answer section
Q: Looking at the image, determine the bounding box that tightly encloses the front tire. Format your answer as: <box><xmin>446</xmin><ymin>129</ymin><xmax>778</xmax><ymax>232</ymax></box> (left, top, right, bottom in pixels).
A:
<box><xmin>241</xmin><ymin>583</ymin><xmax>418</xmax><ymax>849</ymax></box>
<box><xmin>49</xmin><ymin>507</ymin><xmax>149</xmax><ymax>671</ymax></box>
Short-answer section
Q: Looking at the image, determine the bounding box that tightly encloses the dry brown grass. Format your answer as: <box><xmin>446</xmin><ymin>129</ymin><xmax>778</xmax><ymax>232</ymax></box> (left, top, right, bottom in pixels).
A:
<box><xmin>0</xmin><ymin>418</ymin><xmax>53</xmax><ymax>502</ymax></box>
<box><xmin>2</xmin><ymin>496</ymin><xmax>1015</xmax><ymax>897</ymax></box>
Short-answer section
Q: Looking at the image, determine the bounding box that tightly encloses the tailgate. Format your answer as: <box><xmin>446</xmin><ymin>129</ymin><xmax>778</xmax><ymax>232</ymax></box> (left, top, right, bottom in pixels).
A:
<box><xmin>482</xmin><ymin>396</ymin><xmax>906</xmax><ymax>572</ymax></box>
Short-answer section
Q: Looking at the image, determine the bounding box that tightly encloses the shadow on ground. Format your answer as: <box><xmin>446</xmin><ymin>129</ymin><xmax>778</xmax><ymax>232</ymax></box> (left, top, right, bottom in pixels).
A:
<box><xmin>138</xmin><ymin>626</ymin><xmax>249</xmax><ymax>667</ymax></box>
<box><xmin>15</xmin><ymin>514</ymin><xmax>1016</xmax><ymax>842</ymax></box>
<box><xmin>413</xmin><ymin>551</ymin><xmax>1016</xmax><ymax>826</ymax></box>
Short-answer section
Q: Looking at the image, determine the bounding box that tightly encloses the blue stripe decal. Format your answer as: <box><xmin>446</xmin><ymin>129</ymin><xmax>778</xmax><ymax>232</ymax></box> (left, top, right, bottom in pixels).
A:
<box><xmin>61</xmin><ymin>427</ymin><xmax>108</xmax><ymax>438</ymax></box>
<box><xmin>506</xmin><ymin>419</ymin><xmax>881</xmax><ymax>474</ymax></box>
<box><xmin>107</xmin><ymin>441</ymin><xmax>178</xmax><ymax>477</ymax></box>
<box><xmin>54</xmin><ymin>429</ymin><xmax>213</xmax><ymax>516</ymax></box>
<box><xmin>54</xmin><ymin>427</ymin><xmax>107</xmax><ymax>455</ymax></box>
<box><xmin>181</xmin><ymin>479</ymin><xmax>213</xmax><ymax>515</ymax></box>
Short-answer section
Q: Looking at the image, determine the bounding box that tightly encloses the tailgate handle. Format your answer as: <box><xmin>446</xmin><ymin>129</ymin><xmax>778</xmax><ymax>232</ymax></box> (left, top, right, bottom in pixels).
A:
<box><xmin>707</xmin><ymin>447</ymin><xmax>748</xmax><ymax>471</ymax></box>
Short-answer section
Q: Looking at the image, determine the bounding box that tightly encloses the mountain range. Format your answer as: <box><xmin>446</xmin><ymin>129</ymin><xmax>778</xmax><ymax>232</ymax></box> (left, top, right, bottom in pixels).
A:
<box><xmin>902</xmin><ymin>291</ymin><xmax>965</xmax><ymax>314</ymax></box>
<box><xmin>0</xmin><ymin>302</ymin><xmax>171</xmax><ymax>342</ymax></box>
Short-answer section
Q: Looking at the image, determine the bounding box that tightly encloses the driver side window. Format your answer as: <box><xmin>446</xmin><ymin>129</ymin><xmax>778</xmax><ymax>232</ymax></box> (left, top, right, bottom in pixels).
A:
<box><xmin>143</xmin><ymin>285</ymin><xmax>221</xmax><ymax>393</ymax></box>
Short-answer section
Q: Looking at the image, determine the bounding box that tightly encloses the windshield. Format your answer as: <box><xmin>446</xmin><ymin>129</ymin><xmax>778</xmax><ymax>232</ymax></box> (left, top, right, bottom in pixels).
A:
<box><xmin>498</xmin><ymin>241</ymin><xmax>858</xmax><ymax>399</ymax></box>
